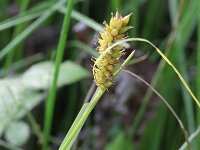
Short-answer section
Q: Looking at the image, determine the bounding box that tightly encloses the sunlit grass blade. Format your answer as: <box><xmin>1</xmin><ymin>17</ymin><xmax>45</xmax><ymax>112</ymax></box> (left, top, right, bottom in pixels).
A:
<box><xmin>99</xmin><ymin>38</ymin><xmax>200</xmax><ymax>107</ymax></box>
<box><xmin>42</xmin><ymin>0</ymin><xmax>74</xmax><ymax>149</ymax></box>
<box><xmin>123</xmin><ymin>69</ymin><xmax>190</xmax><ymax>150</ymax></box>
<box><xmin>175</xmin><ymin>42</ymin><xmax>196</xmax><ymax>134</ymax></box>
<box><xmin>130</xmin><ymin>0</ymin><xmax>198</xmax><ymax>141</ymax></box>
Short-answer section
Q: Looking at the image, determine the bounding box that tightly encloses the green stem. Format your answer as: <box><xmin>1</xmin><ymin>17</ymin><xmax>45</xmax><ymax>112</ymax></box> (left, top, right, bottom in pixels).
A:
<box><xmin>59</xmin><ymin>51</ymin><xmax>135</xmax><ymax>150</ymax></box>
<box><xmin>42</xmin><ymin>0</ymin><xmax>74</xmax><ymax>149</ymax></box>
<box><xmin>59</xmin><ymin>88</ymin><xmax>106</xmax><ymax>150</ymax></box>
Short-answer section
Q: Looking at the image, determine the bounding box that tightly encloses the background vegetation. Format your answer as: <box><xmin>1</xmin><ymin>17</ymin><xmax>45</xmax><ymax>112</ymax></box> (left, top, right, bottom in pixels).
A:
<box><xmin>0</xmin><ymin>0</ymin><xmax>200</xmax><ymax>149</ymax></box>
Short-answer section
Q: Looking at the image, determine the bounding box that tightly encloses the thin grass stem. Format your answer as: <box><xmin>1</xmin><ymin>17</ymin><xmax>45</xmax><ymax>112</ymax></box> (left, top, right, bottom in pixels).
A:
<box><xmin>179</xmin><ymin>127</ymin><xmax>200</xmax><ymax>150</ymax></box>
<box><xmin>94</xmin><ymin>38</ymin><xmax>200</xmax><ymax>109</ymax></box>
<box><xmin>123</xmin><ymin>69</ymin><xmax>190</xmax><ymax>150</ymax></box>
<box><xmin>59</xmin><ymin>51</ymin><xmax>135</xmax><ymax>150</ymax></box>
<box><xmin>42</xmin><ymin>0</ymin><xmax>74</xmax><ymax>149</ymax></box>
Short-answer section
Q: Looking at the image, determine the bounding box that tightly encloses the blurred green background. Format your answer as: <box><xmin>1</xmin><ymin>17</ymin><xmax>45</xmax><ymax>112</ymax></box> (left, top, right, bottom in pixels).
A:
<box><xmin>0</xmin><ymin>0</ymin><xmax>200</xmax><ymax>149</ymax></box>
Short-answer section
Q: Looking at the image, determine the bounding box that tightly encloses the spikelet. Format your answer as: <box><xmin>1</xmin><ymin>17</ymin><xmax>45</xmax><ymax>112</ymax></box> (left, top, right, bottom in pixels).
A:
<box><xmin>93</xmin><ymin>11</ymin><xmax>132</xmax><ymax>89</ymax></box>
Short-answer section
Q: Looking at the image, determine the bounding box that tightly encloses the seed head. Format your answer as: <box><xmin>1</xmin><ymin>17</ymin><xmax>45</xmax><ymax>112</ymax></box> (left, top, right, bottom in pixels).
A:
<box><xmin>93</xmin><ymin>11</ymin><xmax>132</xmax><ymax>89</ymax></box>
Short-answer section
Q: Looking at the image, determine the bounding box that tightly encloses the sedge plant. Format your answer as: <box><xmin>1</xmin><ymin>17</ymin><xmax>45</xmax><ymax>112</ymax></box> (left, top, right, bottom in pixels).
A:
<box><xmin>59</xmin><ymin>12</ymin><xmax>200</xmax><ymax>150</ymax></box>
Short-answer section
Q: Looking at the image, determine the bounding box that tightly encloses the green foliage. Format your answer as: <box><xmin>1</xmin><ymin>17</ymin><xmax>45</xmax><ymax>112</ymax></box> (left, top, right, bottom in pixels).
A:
<box><xmin>22</xmin><ymin>61</ymin><xmax>90</xmax><ymax>89</ymax></box>
<box><xmin>0</xmin><ymin>60</ymin><xmax>89</xmax><ymax>138</ymax></box>
<box><xmin>105</xmin><ymin>132</ymin><xmax>134</xmax><ymax>150</ymax></box>
<box><xmin>4</xmin><ymin>121</ymin><xmax>30</xmax><ymax>146</ymax></box>
<box><xmin>43</xmin><ymin>0</ymin><xmax>75</xmax><ymax>149</ymax></box>
<box><xmin>0</xmin><ymin>0</ymin><xmax>199</xmax><ymax>149</ymax></box>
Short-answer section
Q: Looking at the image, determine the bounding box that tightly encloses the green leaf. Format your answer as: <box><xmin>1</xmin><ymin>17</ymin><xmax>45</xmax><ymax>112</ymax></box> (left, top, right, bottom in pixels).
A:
<box><xmin>105</xmin><ymin>132</ymin><xmax>134</xmax><ymax>150</ymax></box>
<box><xmin>21</xmin><ymin>61</ymin><xmax>90</xmax><ymax>90</ymax></box>
<box><xmin>4</xmin><ymin>121</ymin><xmax>30</xmax><ymax>146</ymax></box>
<box><xmin>58</xmin><ymin>61</ymin><xmax>90</xmax><ymax>87</ymax></box>
<box><xmin>0</xmin><ymin>80</ymin><xmax>43</xmax><ymax>136</ymax></box>
<box><xmin>0</xmin><ymin>60</ymin><xmax>89</xmax><ymax>137</ymax></box>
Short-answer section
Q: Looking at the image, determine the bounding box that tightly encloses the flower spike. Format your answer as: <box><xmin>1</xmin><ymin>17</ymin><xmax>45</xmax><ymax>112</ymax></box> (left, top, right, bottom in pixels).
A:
<box><xmin>93</xmin><ymin>12</ymin><xmax>132</xmax><ymax>89</ymax></box>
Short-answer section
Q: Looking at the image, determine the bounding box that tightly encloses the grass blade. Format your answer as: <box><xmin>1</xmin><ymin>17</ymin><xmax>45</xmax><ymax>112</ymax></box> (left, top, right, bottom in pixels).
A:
<box><xmin>0</xmin><ymin>0</ymin><xmax>67</xmax><ymax>61</ymax></box>
<box><xmin>58</xmin><ymin>7</ymin><xmax>104</xmax><ymax>31</ymax></box>
<box><xmin>42</xmin><ymin>0</ymin><xmax>74</xmax><ymax>149</ymax></box>
<box><xmin>123</xmin><ymin>69</ymin><xmax>190</xmax><ymax>150</ymax></box>
<box><xmin>59</xmin><ymin>88</ymin><xmax>105</xmax><ymax>150</ymax></box>
<box><xmin>142</xmin><ymin>0</ymin><xmax>164</xmax><ymax>39</ymax></box>
<box><xmin>130</xmin><ymin>0</ymin><xmax>198</xmax><ymax>139</ymax></box>
<box><xmin>99</xmin><ymin>37</ymin><xmax>200</xmax><ymax>107</ymax></box>
<box><xmin>59</xmin><ymin>51</ymin><xmax>135</xmax><ymax>150</ymax></box>
<box><xmin>5</xmin><ymin>0</ymin><xmax>30</xmax><ymax>68</ymax></box>
<box><xmin>0</xmin><ymin>2</ymin><xmax>53</xmax><ymax>31</ymax></box>
<box><xmin>196</xmin><ymin>0</ymin><xmax>200</xmax><ymax>148</ymax></box>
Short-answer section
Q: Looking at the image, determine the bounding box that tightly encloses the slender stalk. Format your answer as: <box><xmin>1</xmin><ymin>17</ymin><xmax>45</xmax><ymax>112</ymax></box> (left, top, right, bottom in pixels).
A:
<box><xmin>59</xmin><ymin>51</ymin><xmax>135</xmax><ymax>150</ymax></box>
<box><xmin>94</xmin><ymin>38</ymin><xmax>200</xmax><ymax>108</ymax></box>
<box><xmin>42</xmin><ymin>0</ymin><xmax>74</xmax><ymax>149</ymax></box>
<box><xmin>179</xmin><ymin>127</ymin><xmax>200</xmax><ymax>150</ymax></box>
<box><xmin>130</xmin><ymin>0</ymin><xmax>196</xmax><ymax>139</ymax></box>
<box><xmin>123</xmin><ymin>69</ymin><xmax>190</xmax><ymax>150</ymax></box>
<box><xmin>59</xmin><ymin>88</ymin><xmax>106</xmax><ymax>150</ymax></box>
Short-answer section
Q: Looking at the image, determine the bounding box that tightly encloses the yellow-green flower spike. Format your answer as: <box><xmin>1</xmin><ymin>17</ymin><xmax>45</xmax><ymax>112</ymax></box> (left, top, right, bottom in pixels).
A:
<box><xmin>93</xmin><ymin>11</ymin><xmax>132</xmax><ymax>89</ymax></box>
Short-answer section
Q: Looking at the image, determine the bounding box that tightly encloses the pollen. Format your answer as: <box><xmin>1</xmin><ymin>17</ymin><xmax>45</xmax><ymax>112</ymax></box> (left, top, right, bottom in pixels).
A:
<box><xmin>93</xmin><ymin>11</ymin><xmax>132</xmax><ymax>89</ymax></box>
